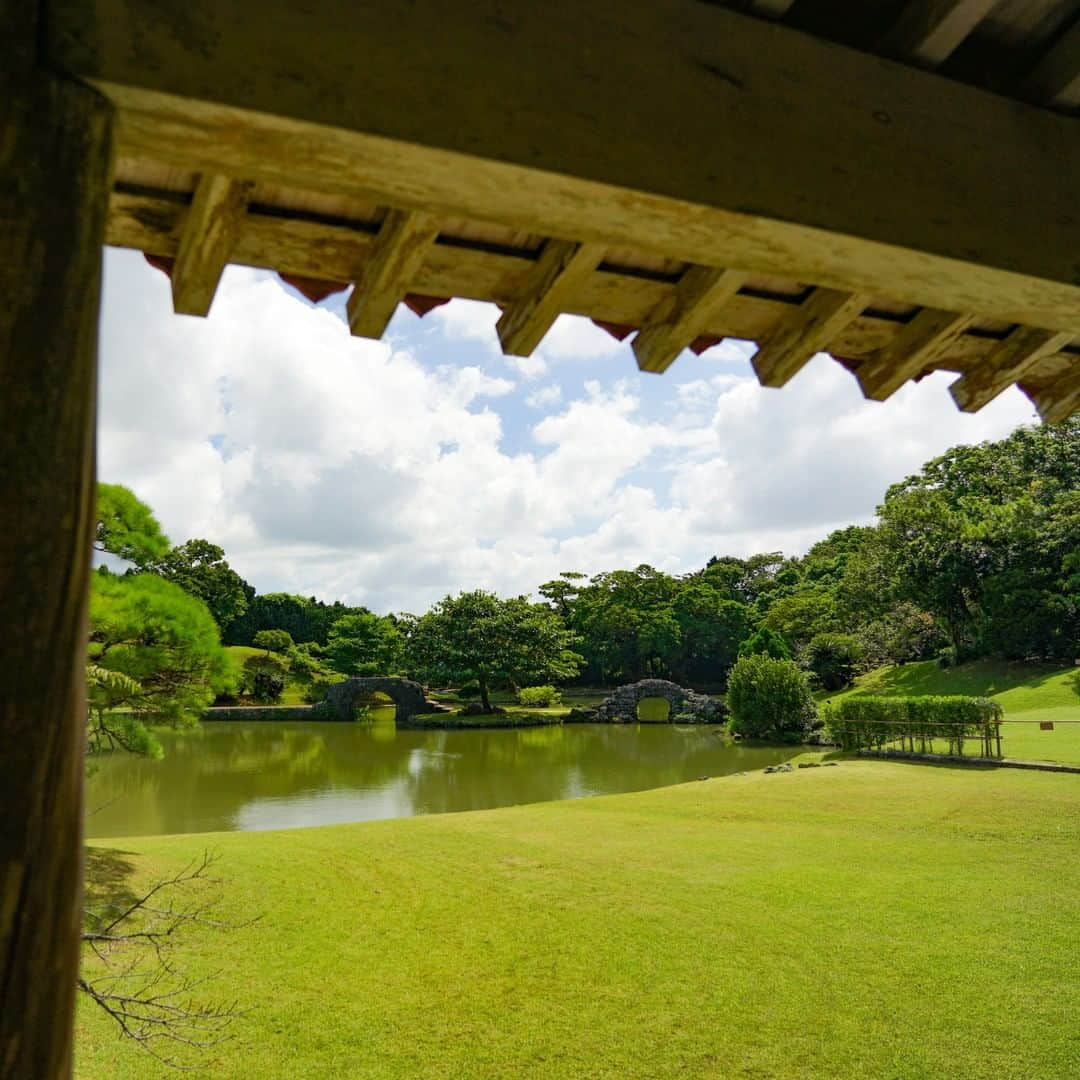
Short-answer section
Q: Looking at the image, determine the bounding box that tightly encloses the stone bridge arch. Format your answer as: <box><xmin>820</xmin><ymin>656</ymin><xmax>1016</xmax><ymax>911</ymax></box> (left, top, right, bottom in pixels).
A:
<box><xmin>322</xmin><ymin>677</ymin><xmax>443</xmax><ymax>723</ymax></box>
<box><xmin>593</xmin><ymin>679</ymin><xmax>724</xmax><ymax>724</ymax></box>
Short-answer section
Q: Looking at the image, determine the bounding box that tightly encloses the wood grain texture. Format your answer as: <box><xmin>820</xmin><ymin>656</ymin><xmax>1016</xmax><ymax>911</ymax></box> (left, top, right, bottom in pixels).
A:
<box><xmin>856</xmin><ymin>308</ymin><xmax>974</xmax><ymax>401</ymax></box>
<box><xmin>346</xmin><ymin>209</ymin><xmax>439</xmax><ymax>339</ymax></box>
<box><xmin>950</xmin><ymin>327</ymin><xmax>1074</xmax><ymax>411</ymax></box>
<box><xmin>0</xmin><ymin>66</ymin><xmax>113</xmax><ymax>1080</ymax></box>
<box><xmin>752</xmin><ymin>289</ymin><xmax>869</xmax><ymax>388</ymax></box>
<box><xmin>497</xmin><ymin>240</ymin><xmax>605</xmax><ymax>357</ymax></box>
<box><xmin>46</xmin><ymin>0</ymin><xmax>1080</xmax><ymax>333</ymax></box>
<box><xmin>633</xmin><ymin>267</ymin><xmax>747</xmax><ymax>374</ymax></box>
<box><xmin>1025</xmin><ymin>362</ymin><xmax>1080</xmax><ymax>423</ymax></box>
<box><xmin>1025</xmin><ymin>16</ymin><xmax>1080</xmax><ymax>107</ymax></box>
<box><xmin>882</xmin><ymin>0</ymin><xmax>999</xmax><ymax>65</ymax></box>
<box><xmin>171</xmin><ymin>173</ymin><xmax>252</xmax><ymax>316</ymax></box>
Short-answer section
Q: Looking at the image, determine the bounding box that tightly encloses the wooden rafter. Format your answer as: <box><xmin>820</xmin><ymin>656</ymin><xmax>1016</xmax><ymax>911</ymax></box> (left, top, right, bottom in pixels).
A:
<box><xmin>346</xmin><ymin>209</ymin><xmax>439</xmax><ymax>339</ymax></box>
<box><xmin>1025</xmin><ymin>17</ymin><xmax>1080</xmax><ymax>108</ymax></box>
<box><xmin>882</xmin><ymin>0</ymin><xmax>999</xmax><ymax>66</ymax></box>
<box><xmin>950</xmin><ymin>327</ymin><xmax>1074</xmax><ymax>412</ymax></box>
<box><xmin>105</xmin><ymin>187</ymin><xmax>1080</xmax><ymax>411</ymax></box>
<box><xmin>856</xmin><ymin>309</ymin><xmax>973</xmax><ymax>401</ymax></box>
<box><xmin>52</xmin><ymin>0</ymin><xmax>1080</xmax><ymax>336</ymax></box>
<box><xmin>1026</xmin><ymin>364</ymin><xmax>1080</xmax><ymax>424</ymax></box>
<box><xmin>171</xmin><ymin>173</ymin><xmax>251</xmax><ymax>316</ymax></box>
<box><xmin>749</xmin><ymin>1</ymin><xmax>796</xmax><ymax>17</ymax></box>
<box><xmin>752</xmin><ymin>289</ymin><xmax>869</xmax><ymax>388</ymax></box>
<box><xmin>633</xmin><ymin>267</ymin><xmax>746</xmax><ymax>374</ymax></box>
<box><xmin>496</xmin><ymin>240</ymin><xmax>605</xmax><ymax>357</ymax></box>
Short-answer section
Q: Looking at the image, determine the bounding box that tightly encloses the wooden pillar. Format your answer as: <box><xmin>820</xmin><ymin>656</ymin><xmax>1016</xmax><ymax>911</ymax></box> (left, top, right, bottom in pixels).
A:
<box><xmin>0</xmin><ymin>28</ymin><xmax>114</xmax><ymax>1078</ymax></box>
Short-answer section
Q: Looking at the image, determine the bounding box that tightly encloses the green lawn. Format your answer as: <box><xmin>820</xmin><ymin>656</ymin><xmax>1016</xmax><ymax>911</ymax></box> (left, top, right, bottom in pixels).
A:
<box><xmin>826</xmin><ymin>660</ymin><xmax>1080</xmax><ymax>764</ymax></box>
<box><xmin>77</xmin><ymin>763</ymin><xmax>1079</xmax><ymax>1079</ymax></box>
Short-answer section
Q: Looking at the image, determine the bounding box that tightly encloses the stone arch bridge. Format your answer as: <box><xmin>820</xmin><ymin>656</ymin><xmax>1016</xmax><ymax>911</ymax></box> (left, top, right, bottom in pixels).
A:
<box><xmin>322</xmin><ymin>677</ymin><xmax>445</xmax><ymax>722</ymax></box>
<box><xmin>592</xmin><ymin>679</ymin><xmax>725</xmax><ymax>724</ymax></box>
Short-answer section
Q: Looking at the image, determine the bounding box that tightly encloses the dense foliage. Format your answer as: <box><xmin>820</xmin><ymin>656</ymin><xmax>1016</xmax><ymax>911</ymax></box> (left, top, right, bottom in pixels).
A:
<box><xmin>87</xmin><ymin>571</ymin><xmax>231</xmax><ymax>752</ymax></box>
<box><xmin>408</xmin><ymin>590</ymin><xmax>581</xmax><ymax>711</ymax></box>
<box><xmin>150</xmin><ymin>538</ymin><xmax>255</xmax><ymax>633</ymax></box>
<box><xmin>325</xmin><ymin>612</ymin><xmax>404</xmax><ymax>677</ymax></box>
<box><xmin>726</xmin><ymin>654</ymin><xmax>817</xmax><ymax>742</ymax></box>
<box><xmin>225</xmin><ymin>592</ymin><xmax>369</xmax><ymax>646</ymax></box>
<box><xmin>94</xmin><ymin>483</ymin><xmax>171</xmax><ymax>569</ymax></box>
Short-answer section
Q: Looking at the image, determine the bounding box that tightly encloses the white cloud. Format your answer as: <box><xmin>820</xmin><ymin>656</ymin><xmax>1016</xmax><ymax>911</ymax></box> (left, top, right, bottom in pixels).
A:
<box><xmin>98</xmin><ymin>251</ymin><xmax>1037</xmax><ymax>612</ymax></box>
<box><xmin>525</xmin><ymin>384</ymin><xmax>563</xmax><ymax>409</ymax></box>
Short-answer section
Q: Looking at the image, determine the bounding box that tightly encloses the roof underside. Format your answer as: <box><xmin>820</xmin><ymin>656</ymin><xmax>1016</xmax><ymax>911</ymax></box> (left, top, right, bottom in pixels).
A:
<box><xmin>81</xmin><ymin>0</ymin><xmax>1080</xmax><ymax>420</ymax></box>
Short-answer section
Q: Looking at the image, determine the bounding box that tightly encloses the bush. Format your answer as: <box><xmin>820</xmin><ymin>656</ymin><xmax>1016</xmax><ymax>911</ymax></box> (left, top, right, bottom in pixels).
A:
<box><xmin>804</xmin><ymin>633</ymin><xmax>863</xmax><ymax>691</ymax></box>
<box><xmin>517</xmin><ymin>685</ymin><xmax>562</xmax><ymax>707</ymax></box>
<box><xmin>737</xmin><ymin>627</ymin><xmax>792</xmax><ymax>661</ymax></box>
<box><xmin>457</xmin><ymin>682</ymin><xmax>483</xmax><ymax>699</ymax></box>
<box><xmin>825</xmin><ymin>695</ymin><xmax>1003</xmax><ymax>756</ymax></box>
<box><xmin>726</xmin><ymin>654</ymin><xmax>815</xmax><ymax>742</ymax></box>
<box><xmin>254</xmin><ymin>628</ymin><xmax>295</xmax><ymax>654</ymax></box>
<box><xmin>301</xmin><ymin>676</ymin><xmax>344</xmax><ymax>705</ymax></box>
<box><xmin>241</xmin><ymin>653</ymin><xmax>288</xmax><ymax>703</ymax></box>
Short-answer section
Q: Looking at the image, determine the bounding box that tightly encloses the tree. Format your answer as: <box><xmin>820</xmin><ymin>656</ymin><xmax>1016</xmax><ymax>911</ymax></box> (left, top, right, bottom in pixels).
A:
<box><xmin>738</xmin><ymin>627</ymin><xmax>792</xmax><ymax>661</ymax></box>
<box><xmin>150</xmin><ymin>538</ymin><xmax>254</xmax><ymax>634</ymax></box>
<box><xmin>240</xmin><ymin>653</ymin><xmax>288</xmax><ymax>702</ymax></box>
<box><xmin>88</xmin><ymin>572</ymin><xmax>231</xmax><ymax>753</ymax></box>
<box><xmin>253</xmin><ymin>628</ymin><xmax>294</xmax><ymax>654</ymax></box>
<box><xmin>726</xmin><ymin>654</ymin><xmax>816</xmax><ymax>742</ymax></box>
<box><xmin>95</xmin><ymin>483</ymin><xmax>170</xmax><ymax>569</ymax></box>
<box><xmin>325</xmin><ymin>612</ymin><xmax>403</xmax><ymax>677</ymax></box>
<box><xmin>408</xmin><ymin>590</ymin><xmax>581</xmax><ymax>711</ymax></box>
<box><xmin>225</xmin><ymin>592</ymin><xmax>368</xmax><ymax>646</ymax></box>
<box><xmin>803</xmin><ymin>632</ymin><xmax>862</xmax><ymax>691</ymax></box>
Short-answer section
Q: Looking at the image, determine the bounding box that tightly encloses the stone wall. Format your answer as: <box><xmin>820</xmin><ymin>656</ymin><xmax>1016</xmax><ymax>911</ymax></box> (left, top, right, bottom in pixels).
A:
<box><xmin>592</xmin><ymin>679</ymin><xmax>725</xmax><ymax>724</ymax></box>
<box><xmin>203</xmin><ymin>705</ymin><xmax>324</xmax><ymax>722</ymax></box>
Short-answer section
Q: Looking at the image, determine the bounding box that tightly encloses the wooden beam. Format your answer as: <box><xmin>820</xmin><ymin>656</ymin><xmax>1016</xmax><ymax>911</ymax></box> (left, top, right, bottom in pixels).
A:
<box><xmin>633</xmin><ymin>266</ymin><xmax>746</xmax><ymax>374</ymax></box>
<box><xmin>749</xmin><ymin>1</ymin><xmax>796</xmax><ymax>17</ymax></box>
<box><xmin>47</xmin><ymin>0</ymin><xmax>1080</xmax><ymax>334</ymax></box>
<box><xmin>950</xmin><ymin>327</ymin><xmax>1074</xmax><ymax>412</ymax></box>
<box><xmin>0</xmin><ymin>65</ymin><xmax>113</xmax><ymax>1080</ymax></box>
<box><xmin>856</xmin><ymin>308</ymin><xmax>973</xmax><ymax>401</ymax></box>
<box><xmin>752</xmin><ymin>289</ymin><xmax>869</xmax><ymax>388</ymax></box>
<box><xmin>346</xmin><ymin>209</ymin><xmax>439</xmax><ymax>339</ymax></box>
<box><xmin>496</xmin><ymin>240</ymin><xmax>605</xmax><ymax>357</ymax></box>
<box><xmin>882</xmin><ymin>1</ymin><xmax>999</xmax><ymax>66</ymax></box>
<box><xmin>171</xmin><ymin>172</ymin><xmax>251</xmax><ymax>315</ymax></box>
<box><xmin>1025</xmin><ymin>364</ymin><xmax>1080</xmax><ymax>424</ymax></box>
<box><xmin>1025</xmin><ymin>17</ymin><xmax>1080</xmax><ymax>108</ymax></box>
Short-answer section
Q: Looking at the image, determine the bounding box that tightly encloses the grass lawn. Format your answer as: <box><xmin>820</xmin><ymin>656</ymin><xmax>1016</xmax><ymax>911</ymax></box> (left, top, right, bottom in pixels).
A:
<box><xmin>826</xmin><ymin>660</ymin><xmax>1080</xmax><ymax>764</ymax></box>
<box><xmin>77</xmin><ymin>762</ymin><xmax>1079</xmax><ymax>1079</ymax></box>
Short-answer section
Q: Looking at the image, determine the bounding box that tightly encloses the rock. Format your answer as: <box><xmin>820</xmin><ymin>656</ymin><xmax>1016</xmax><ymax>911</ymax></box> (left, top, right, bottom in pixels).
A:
<box><xmin>797</xmin><ymin>762</ymin><xmax>821</xmax><ymax>769</ymax></box>
<box><xmin>697</xmin><ymin>775</ymin><xmax>709</xmax><ymax>782</ymax></box>
<box><xmin>822</xmin><ymin>761</ymin><xmax>839</xmax><ymax>767</ymax></box>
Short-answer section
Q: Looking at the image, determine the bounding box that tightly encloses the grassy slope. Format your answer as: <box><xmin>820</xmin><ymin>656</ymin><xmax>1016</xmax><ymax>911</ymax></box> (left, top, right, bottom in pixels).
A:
<box><xmin>223</xmin><ymin>645</ymin><xmax>313</xmax><ymax>705</ymax></box>
<box><xmin>826</xmin><ymin>660</ymin><xmax>1080</xmax><ymax>764</ymax></box>
<box><xmin>77</xmin><ymin>763</ymin><xmax>1079</xmax><ymax>1080</ymax></box>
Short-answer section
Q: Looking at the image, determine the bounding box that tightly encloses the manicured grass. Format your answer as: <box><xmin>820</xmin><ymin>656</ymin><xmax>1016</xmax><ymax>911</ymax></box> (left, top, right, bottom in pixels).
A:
<box><xmin>76</xmin><ymin>763</ymin><xmax>1079</xmax><ymax>1079</ymax></box>
<box><xmin>407</xmin><ymin>705</ymin><xmax>571</xmax><ymax>728</ymax></box>
<box><xmin>826</xmin><ymin>660</ymin><xmax>1080</xmax><ymax>763</ymax></box>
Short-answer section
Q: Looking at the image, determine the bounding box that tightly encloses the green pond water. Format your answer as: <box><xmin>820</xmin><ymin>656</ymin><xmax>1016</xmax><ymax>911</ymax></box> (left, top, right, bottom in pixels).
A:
<box><xmin>85</xmin><ymin>712</ymin><xmax>803</xmax><ymax>838</ymax></box>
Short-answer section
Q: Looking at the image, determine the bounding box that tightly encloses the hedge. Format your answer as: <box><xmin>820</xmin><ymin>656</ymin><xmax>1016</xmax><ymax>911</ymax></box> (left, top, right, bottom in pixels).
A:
<box><xmin>825</xmin><ymin>695</ymin><xmax>1003</xmax><ymax>758</ymax></box>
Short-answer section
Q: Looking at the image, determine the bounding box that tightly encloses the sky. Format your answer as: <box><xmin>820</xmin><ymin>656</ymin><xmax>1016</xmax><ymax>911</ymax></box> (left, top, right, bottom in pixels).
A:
<box><xmin>98</xmin><ymin>248</ymin><xmax>1036</xmax><ymax>615</ymax></box>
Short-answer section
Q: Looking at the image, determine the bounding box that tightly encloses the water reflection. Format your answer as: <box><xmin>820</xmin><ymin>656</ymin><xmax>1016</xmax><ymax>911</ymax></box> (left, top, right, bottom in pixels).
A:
<box><xmin>85</xmin><ymin>713</ymin><xmax>801</xmax><ymax>837</ymax></box>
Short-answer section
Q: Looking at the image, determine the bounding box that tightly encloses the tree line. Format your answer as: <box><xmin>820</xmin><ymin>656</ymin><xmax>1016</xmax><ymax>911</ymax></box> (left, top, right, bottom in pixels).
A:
<box><xmin>89</xmin><ymin>418</ymin><xmax>1079</xmax><ymax>734</ymax></box>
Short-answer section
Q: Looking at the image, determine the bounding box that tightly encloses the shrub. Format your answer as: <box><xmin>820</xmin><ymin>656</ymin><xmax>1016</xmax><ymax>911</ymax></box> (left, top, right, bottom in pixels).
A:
<box><xmin>737</xmin><ymin>627</ymin><xmax>792</xmax><ymax>661</ymax></box>
<box><xmin>241</xmin><ymin>653</ymin><xmax>288</xmax><ymax>703</ymax></box>
<box><xmin>302</xmin><ymin>676</ymin><xmax>344</xmax><ymax>705</ymax></box>
<box><xmin>457</xmin><ymin>682</ymin><xmax>483</xmax><ymax>699</ymax></box>
<box><xmin>517</xmin><ymin>685</ymin><xmax>562</xmax><ymax>707</ymax></box>
<box><xmin>726</xmin><ymin>654</ymin><xmax>815</xmax><ymax>742</ymax></box>
<box><xmin>804</xmin><ymin>633</ymin><xmax>863</xmax><ymax>691</ymax></box>
<box><xmin>825</xmin><ymin>695</ymin><xmax>1003</xmax><ymax>757</ymax></box>
<box><xmin>254</xmin><ymin>628</ymin><xmax>295</xmax><ymax>654</ymax></box>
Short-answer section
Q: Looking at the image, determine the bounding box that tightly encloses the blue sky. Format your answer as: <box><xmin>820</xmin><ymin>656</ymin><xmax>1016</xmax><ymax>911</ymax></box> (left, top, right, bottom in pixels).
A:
<box><xmin>97</xmin><ymin>249</ymin><xmax>1037</xmax><ymax>614</ymax></box>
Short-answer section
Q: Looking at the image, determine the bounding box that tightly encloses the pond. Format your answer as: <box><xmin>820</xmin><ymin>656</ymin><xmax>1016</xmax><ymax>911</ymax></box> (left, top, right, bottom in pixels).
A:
<box><xmin>85</xmin><ymin>713</ymin><xmax>804</xmax><ymax>838</ymax></box>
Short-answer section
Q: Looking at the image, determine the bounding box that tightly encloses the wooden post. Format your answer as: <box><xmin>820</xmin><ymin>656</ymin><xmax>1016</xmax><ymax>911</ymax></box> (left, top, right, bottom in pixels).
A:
<box><xmin>0</xmin><ymin>44</ymin><xmax>114</xmax><ymax>1079</ymax></box>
